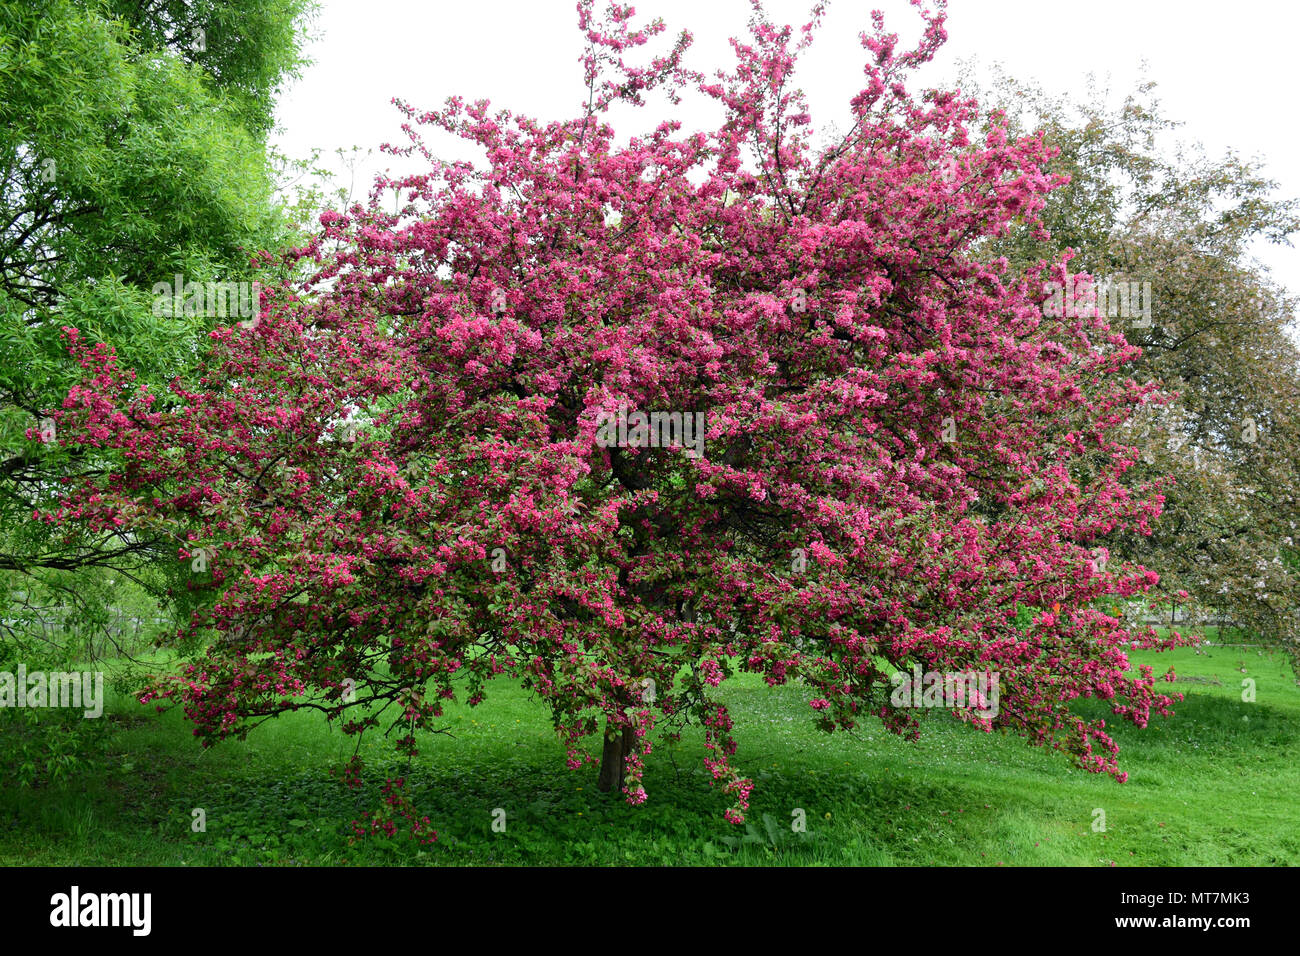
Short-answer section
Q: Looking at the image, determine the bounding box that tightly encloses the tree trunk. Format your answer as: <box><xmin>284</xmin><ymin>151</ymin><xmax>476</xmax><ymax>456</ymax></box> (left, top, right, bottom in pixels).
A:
<box><xmin>596</xmin><ymin>720</ymin><xmax>637</xmax><ymax>793</ymax></box>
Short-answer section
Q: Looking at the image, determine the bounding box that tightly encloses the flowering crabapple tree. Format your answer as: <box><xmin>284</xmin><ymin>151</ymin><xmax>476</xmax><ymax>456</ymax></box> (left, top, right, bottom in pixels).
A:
<box><xmin>41</xmin><ymin>0</ymin><xmax>1188</xmax><ymax>824</ymax></box>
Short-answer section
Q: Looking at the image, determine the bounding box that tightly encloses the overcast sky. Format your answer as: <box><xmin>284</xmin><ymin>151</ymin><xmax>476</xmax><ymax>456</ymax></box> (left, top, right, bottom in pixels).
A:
<box><xmin>273</xmin><ymin>0</ymin><xmax>1299</xmax><ymax>300</ymax></box>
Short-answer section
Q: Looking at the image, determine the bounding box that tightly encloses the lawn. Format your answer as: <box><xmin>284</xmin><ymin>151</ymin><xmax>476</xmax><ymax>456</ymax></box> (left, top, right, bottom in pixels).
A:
<box><xmin>2</xmin><ymin>637</ymin><xmax>1297</xmax><ymax>866</ymax></box>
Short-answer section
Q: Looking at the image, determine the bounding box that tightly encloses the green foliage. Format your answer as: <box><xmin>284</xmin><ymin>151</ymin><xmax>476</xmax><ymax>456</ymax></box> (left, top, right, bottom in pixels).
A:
<box><xmin>0</xmin><ymin>632</ymin><xmax>110</xmax><ymax>787</ymax></box>
<box><xmin>100</xmin><ymin>0</ymin><xmax>318</xmax><ymax>137</ymax></box>
<box><xmin>0</xmin><ymin>0</ymin><xmax>315</xmax><ymax>672</ymax></box>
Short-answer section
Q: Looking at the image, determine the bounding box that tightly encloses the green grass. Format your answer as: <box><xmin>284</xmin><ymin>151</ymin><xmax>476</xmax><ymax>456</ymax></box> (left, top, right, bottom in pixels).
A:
<box><xmin>2</xmin><ymin>639</ymin><xmax>1297</xmax><ymax>866</ymax></box>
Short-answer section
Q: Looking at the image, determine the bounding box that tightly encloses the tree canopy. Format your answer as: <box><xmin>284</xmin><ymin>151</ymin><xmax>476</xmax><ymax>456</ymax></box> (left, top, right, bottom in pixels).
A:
<box><xmin>42</xmin><ymin>1</ymin><xmax>1191</xmax><ymax>821</ymax></box>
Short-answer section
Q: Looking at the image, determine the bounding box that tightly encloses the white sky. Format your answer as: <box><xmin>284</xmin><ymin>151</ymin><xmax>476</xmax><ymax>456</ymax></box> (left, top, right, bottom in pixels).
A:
<box><xmin>273</xmin><ymin>0</ymin><xmax>1299</xmax><ymax>300</ymax></box>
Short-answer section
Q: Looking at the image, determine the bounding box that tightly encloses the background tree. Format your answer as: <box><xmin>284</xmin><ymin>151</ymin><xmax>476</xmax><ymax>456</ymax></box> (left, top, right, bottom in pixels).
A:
<box><xmin>972</xmin><ymin>71</ymin><xmax>1300</xmax><ymax>667</ymax></box>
